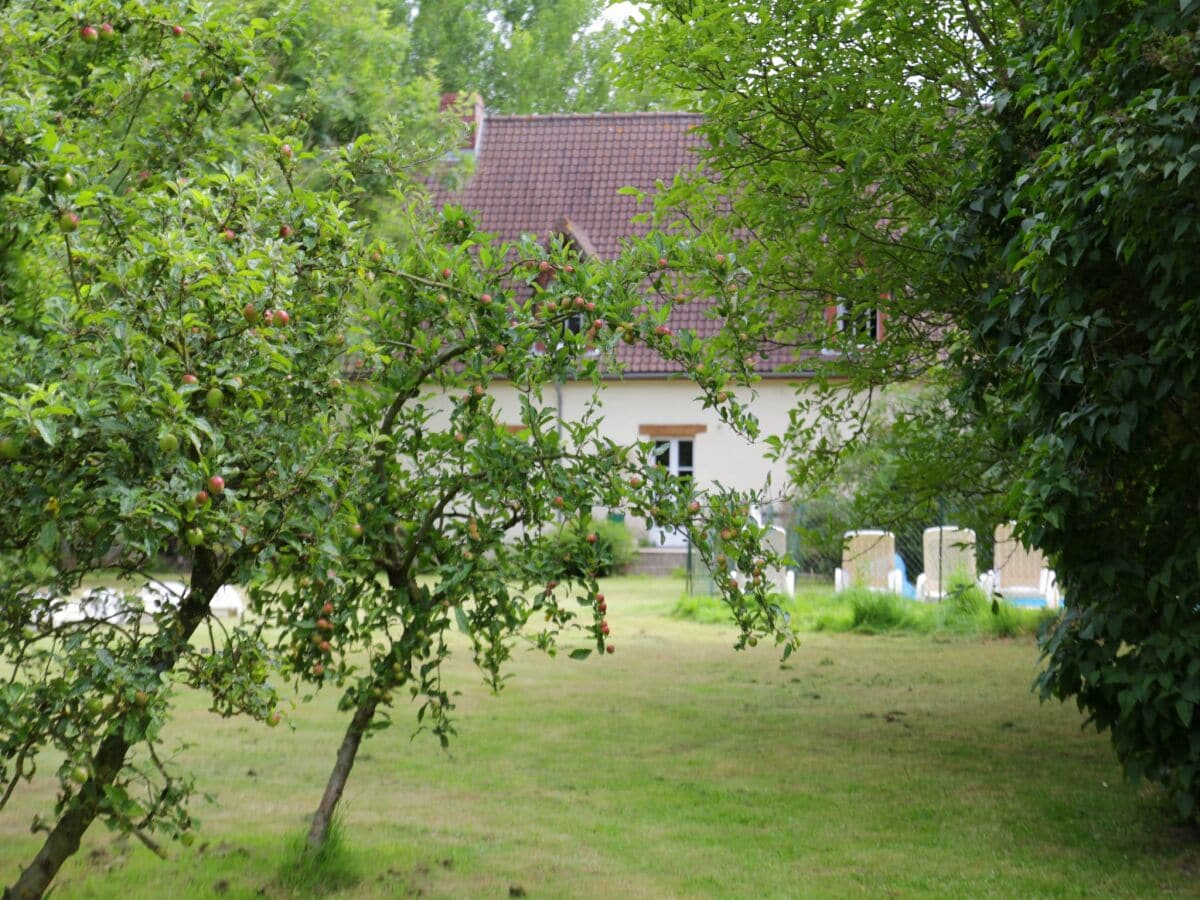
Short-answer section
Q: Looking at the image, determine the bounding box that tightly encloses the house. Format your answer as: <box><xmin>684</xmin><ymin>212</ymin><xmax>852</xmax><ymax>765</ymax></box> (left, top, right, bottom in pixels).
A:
<box><xmin>432</xmin><ymin>102</ymin><xmax>840</xmax><ymax>568</ymax></box>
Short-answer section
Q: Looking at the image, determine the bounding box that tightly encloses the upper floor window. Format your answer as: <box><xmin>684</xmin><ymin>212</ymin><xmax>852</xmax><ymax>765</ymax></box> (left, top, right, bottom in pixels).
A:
<box><xmin>836</xmin><ymin>302</ymin><xmax>879</xmax><ymax>342</ymax></box>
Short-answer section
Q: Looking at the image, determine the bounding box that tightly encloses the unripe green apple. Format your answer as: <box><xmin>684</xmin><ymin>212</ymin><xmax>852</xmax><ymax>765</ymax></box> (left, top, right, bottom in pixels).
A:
<box><xmin>158</xmin><ymin>433</ymin><xmax>180</xmax><ymax>453</ymax></box>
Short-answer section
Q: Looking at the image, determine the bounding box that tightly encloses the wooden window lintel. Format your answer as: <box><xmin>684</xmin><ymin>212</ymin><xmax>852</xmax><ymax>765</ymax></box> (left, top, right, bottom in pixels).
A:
<box><xmin>638</xmin><ymin>424</ymin><xmax>707</xmax><ymax>438</ymax></box>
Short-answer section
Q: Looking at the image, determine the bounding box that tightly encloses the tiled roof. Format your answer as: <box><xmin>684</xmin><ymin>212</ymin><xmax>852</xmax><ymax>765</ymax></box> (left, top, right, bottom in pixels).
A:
<box><xmin>432</xmin><ymin>111</ymin><xmax>798</xmax><ymax>375</ymax></box>
<box><xmin>447</xmin><ymin>112</ymin><xmax>704</xmax><ymax>257</ymax></box>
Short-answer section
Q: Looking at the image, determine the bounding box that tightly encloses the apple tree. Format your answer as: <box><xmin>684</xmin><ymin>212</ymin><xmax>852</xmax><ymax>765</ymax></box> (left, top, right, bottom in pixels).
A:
<box><xmin>246</xmin><ymin>212</ymin><xmax>800</xmax><ymax>849</ymax></box>
<box><xmin>0</xmin><ymin>1</ymin><xmax>448</xmax><ymax>896</ymax></box>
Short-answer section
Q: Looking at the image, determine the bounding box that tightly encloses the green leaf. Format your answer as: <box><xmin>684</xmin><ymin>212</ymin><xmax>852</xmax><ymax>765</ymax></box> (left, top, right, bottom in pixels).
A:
<box><xmin>453</xmin><ymin>605</ymin><xmax>472</xmax><ymax>636</ymax></box>
<box><xmin>1176</xmin><ymin>699</ymin><xmax>1194</xmax><ymax>728</ymax></box>
<box><xmin>568</xmin><ymin>648</ymin><xmax>592</xmax><ymax>660</ymax></box>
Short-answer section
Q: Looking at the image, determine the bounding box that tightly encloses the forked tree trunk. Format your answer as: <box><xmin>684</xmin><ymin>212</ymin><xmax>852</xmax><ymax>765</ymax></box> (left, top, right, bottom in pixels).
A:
<box><xmin>306</xmin><ymin>696</ymin><xmax>378</xmax><ymax>849</ymax></box>
<box><xmin>5</xmin><ymin>553</ymin><xmax>222</xmax><ymax>900</ymax></box>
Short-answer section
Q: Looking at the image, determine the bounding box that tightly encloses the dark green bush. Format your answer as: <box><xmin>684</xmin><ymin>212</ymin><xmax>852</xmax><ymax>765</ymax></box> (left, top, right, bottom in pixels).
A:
<box><xmin>551</xmin><ymin>518</ymin><xmax>635</xmax><ymax>577</ymax></box>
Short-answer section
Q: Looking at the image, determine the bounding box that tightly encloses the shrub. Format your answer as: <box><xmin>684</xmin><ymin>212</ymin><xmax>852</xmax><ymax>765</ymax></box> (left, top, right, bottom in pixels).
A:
<box><xmin>552</xmin><ymin>517</ymin><xmax>635</xmax><ymax>577</ymax></box>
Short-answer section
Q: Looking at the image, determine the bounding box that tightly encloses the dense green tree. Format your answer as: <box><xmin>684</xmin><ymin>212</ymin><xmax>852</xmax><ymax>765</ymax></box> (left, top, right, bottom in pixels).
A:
<box><xmin>949</xmin><ymin>0</ymin><xmax>1200</xmax><ymax>818</ymax></box>
<box><xmin>256</xmin><ymin>0</ymin><xmax>441</xmax><ymax>147</ymax></box>
<box><xmin>622</xmin><ymin>0</ymin><xmax>1200</xmax><ymax>817</ymax></box>
<box><xmin>619</xmin><ymin>0</ymin><xmax>1013</xmax><ymax>464</ymax></box>
<box><xmin>397</xmin><ymin>0</ymin><xmax>655</xmax><ymax>113</ymax></box>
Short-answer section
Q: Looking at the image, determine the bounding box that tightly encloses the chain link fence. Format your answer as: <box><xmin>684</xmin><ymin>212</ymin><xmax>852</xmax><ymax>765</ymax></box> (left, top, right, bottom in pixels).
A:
<box><xmin>686</xmin><ymin>498</ymin><xmax>1003</xmax><ymax>598</ymax></box>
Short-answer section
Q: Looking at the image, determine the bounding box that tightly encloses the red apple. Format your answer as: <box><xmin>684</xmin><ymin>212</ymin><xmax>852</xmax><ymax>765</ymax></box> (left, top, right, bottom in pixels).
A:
<box><xmin>317</xmin><ymin>618</ymin><xmax>333</xmax><ymax>632</ymax></box>
<box><xmin>629</xmin><ymin>476</ymin><xmax>643</xmax><ymax>488</ymax></box>
<box><xmin>598</xmin><ymin>601</ymin><xmax>607</xmax><ymax>614</ymax></box>
<box><xmin>440</xmin><ymin>267</ymin><xmax>452</xmax><ymax>279</ymax></box>
<box><xmin>243</xmin><ymin>303</ymin><xmax>258</xmax><ymax>323</ymax></box>
<box><xmin>194</xmin><ymin>490</ymin><xmax>210</xmax><ymax>506</ymax></box>
<box><xmin>99</xmin><ymin>22</ymin><xmax>115</xmax><ymax>39</ymax></box>
<box><xmin>349</xmin><ymin>523</ymin><xmax>364</xmax><ymax>538</ymax></box>
<box><xmin>207</xmin><ymin>474</ymin><xmax>225</xmax><ymax>494</ymax></box>
<box><xmin>80</xmin><ymin>25</ymin><xmax>98</xmax><ymax>42</ymax></box>
<box><xmin>655</xmin><ymin>325</ymin><xmax>672</xmax><ymax>337</ymax></box>
<box><xmin>266</xmin><ymin>710</ymin><xmax>282</xmax><ymax>727</ymax></box>
<box><xmin>595</xmin><ymin>593</ymin><xmax>605</xmax><ymax>603</ymax></box>
<box><xmin>319</xmin><ymin>640</ymin><xmax>331</xmax><ymax>653</ymax></box>
<box><xmin>221</xmin><ymin>228</ymin><xmax>236</xmax><ymax>243</ymax></box>
<box><xmin>279</xmin><ymin>143</ymin><xmax>293</xmax><ymax>159</ymax></box>
<box><xmin>312</xmin><ymin>663</ymin><xmax>325</xmax><ymax>676</ymax></box>
<box><xmin>657</xmin><ymin>257</ymin><xmax>669</xmax><ymax>268</ymax></box>
<box><xmin>687</xmin><ymin>500</ymin><xmax>701</xmax><ymax>514</ymax></box>
<box><xmin>275</xmin><ymin>309</ymin><xmax>290</xmax><ymax>326</ymax></box>
<box><xmin>586</xmin><ymin>533</ymin><xmax>598</xmax><ymax>544</ymax></box>
<box><xmin>59</xmin><ymin>211</ymin><xmax>80</xmax><ymax>233</ymax></box>
<box><xmin>278</xmin><ymin>223</ymin><xmax>293</xmax><ymax>239</ymax></box>
<box><xmin>322</xmin><ymin>602</ymin><xmax>335</xmax><ymax>615</ymax></box>
<box><xmin>606</xmin><ymin>643</ymin><xmax>615</xmax><ymax>654</ymax></box>
<box><xmin>539</xmin><ymin>261</ymin><xmax>553</xmax><ymax>273</ymax></box>
<box><xmin>480</xmin><ymin>293</ymin><xmax>492</xmax><ymax>305</ymax></box>
<box><xmin>181</xmin><ymin>373</ymin><xmax>198</xmax><ymax>385</ymax></box>
<box><xmin>600</xmin><ymin>621</ymin><xmax>610</xmax><ymax>635</ymax></box>
<box><xmin>171</xmin><ymin>24</ymin><xmax>184</xmax><ymax>36</ymax></box>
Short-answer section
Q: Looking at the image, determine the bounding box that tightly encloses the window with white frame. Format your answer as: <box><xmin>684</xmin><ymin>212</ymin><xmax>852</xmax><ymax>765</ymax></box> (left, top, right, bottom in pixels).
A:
<box><xmin>652</xmin><ymin>438</ymin><xmax>694</xmax><ymax>482</ymax></box>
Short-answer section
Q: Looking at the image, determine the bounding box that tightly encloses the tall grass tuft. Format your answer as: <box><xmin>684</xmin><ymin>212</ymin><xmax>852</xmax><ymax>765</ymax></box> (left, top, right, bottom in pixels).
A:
<box><xmin>673</xmin><ymin>582</ymin><xmax>1056</xmax><ymax>639</ymax></box>
<box><xmin>848</xmin><ymin>589</ymin><xmax>922</xmax><ymax>633</ymax></box>
<box><xmin>276</xmin><ymin>812</ymin><xmax>361</xmax><ymax>896</ymax></box>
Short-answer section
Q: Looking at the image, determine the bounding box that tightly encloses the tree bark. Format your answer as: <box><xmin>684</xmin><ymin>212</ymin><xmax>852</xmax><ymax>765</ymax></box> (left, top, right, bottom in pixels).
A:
<box><xmin>4</xmin><ymin>552</ymin><xmax>222</xmax><ymax>900</ymax></box>
<box><xmin>306</xmin><ymin>696</ymin><xmax>378</xmax><ymax>850</ymax></box>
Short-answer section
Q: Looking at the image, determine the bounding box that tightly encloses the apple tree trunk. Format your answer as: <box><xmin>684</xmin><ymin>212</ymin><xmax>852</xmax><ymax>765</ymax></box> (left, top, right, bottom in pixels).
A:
<box><xmin>4</xmin><ymin>553</ymin><xmax>223</xmax><ymax>900</ymax></box>
<box><xmin>306</xmin><ymin>695</ymin><xmax>379</xmax><ymax>850</ymax></box>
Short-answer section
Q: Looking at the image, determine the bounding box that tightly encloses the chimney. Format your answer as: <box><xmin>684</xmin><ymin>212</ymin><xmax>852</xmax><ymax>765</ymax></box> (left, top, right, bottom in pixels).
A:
<box><xmin>439</xmin><ymin>92</ymin><xmax>485</xmax><ymax>156</ymax></box>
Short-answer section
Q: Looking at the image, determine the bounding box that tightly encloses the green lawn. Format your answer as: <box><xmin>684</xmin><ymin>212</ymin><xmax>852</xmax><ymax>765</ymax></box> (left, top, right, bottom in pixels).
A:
<box><xmin>2</xmin><ymin>576</ymin><xmax>1197</xmax><ymax>898</ymax></box>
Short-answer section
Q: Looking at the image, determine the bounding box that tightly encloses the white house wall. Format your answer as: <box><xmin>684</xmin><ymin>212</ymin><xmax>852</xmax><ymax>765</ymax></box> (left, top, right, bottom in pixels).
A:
<box><xmin>486</xmin><ymin>377</ymin><xmax>815</xmax><ymax>539</ymax></box>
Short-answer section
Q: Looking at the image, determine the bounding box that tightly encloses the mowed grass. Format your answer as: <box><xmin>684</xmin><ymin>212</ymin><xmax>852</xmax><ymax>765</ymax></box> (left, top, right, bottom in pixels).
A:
<box><xmin>2</xmin><ymin>576</ymin><xmax>1198</xmax><ymax>898</ymax></box>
